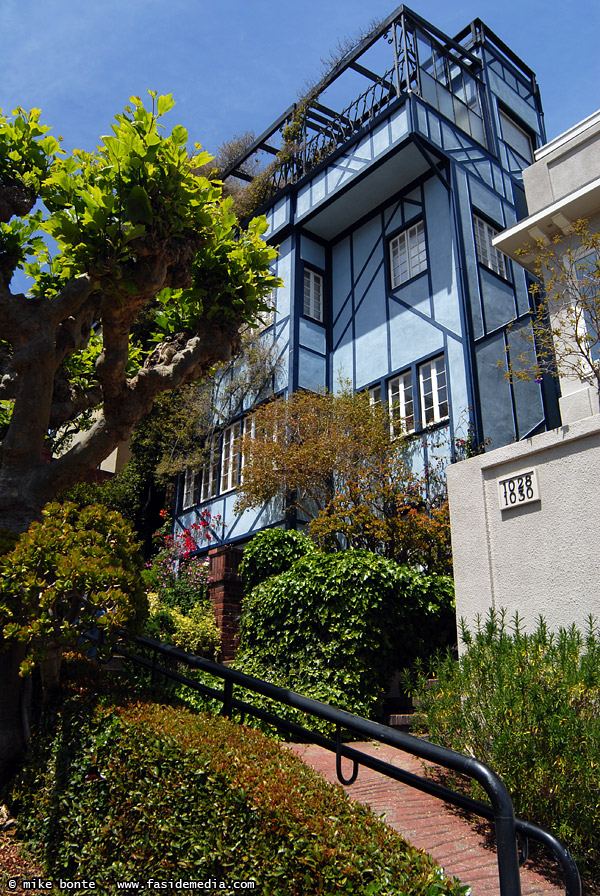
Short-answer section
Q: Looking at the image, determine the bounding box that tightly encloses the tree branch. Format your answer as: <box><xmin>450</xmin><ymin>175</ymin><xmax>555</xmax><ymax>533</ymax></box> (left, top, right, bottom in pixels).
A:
<box><xmin>33</xmin><ymin>322</ymin><xmax>239</xmax><ymax>501</ymax></box>
<box><xmin>49</xmin><ymin>385</ymin><xmax>104</xmax><ymax>429</ymax></box>
<box><xmin>42</xmin><ymin>274</ymin><xmax>99</xmax><ymax>329</ymax></box>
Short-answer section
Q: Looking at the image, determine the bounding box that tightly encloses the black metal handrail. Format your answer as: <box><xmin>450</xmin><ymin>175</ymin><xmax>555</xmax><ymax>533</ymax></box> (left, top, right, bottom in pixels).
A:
<box><xmin>119</xmin><ymin>634</ymin><xmax>581</xmax><ymax>896</ymax></box>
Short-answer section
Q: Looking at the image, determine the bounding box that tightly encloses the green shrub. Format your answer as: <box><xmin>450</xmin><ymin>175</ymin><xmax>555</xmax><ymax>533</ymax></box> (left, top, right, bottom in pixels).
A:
<box><xmin>412</xmin><ymin>610</ymin><xmax>600</xmax><ymax>877</ymax></box>
<box><xmin>239</xmin><ymin>527</ymin><xmax>317</xmax><ymax>591</ymax></box>
<box><xmin>144</xmin><ymin>551</ymin><xmax>211</xmax><ymax>615</ymax></box>
<box><xmin>11</xmin><ymin>680</ymin><xmax>467</xmax><ymax>896</ymax></box>
<box><xmin>145</xmin><ymin>596</ymin><xmax>221</xmax><ymax>659</ymax></box>
<box><xmin>0</xmin><ymin>502</ymin><xmax>146</xmax><ymax>678</ymax></box>
<box><xmin>234</xmin><ymin>549</ymin><xmax>455</xmax><ymax>730</ymax></box>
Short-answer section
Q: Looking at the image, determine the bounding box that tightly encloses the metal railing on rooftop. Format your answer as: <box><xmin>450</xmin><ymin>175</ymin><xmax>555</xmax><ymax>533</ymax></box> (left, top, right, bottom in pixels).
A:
<box><xmin>116</xmin><ymin>633</ymin><xmax>581</xmax><ymax>896</ymax></box>
<box><xmin>219</xmin><ymin>4</ymin><xmax>536</xmax><ymax>208</ymax></box>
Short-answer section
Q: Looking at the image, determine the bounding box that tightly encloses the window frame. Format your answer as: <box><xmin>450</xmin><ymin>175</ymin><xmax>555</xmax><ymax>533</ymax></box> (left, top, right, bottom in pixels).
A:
<box><xmin>182</xmin><ymin>467</ymin><xmax>198</xmax><ymax>510</ymax></box>
<box><xmin>387</xmin><ymin>370</ymin><xmax>415</xmax><ymax>436</ymax></box>
<box><xmin>220</xmin><ymin>421</ymin><xmax>242</xmax><ymax>494</ymax></box>
<box><xmin>389</xmin><ymin>220</ymin><xmax>428</xmax><ymax>289</ymax></box>
<box><xmin>367</xmin><ymin>383</ymin><xmax>382</xmax><ymax>407</ymax></box>
<box><xmin>303</xmin><ymin>267</ymin><xmax>324</xmax><ymax>322</ymax></box>
<box><xmin>199</xmin><ymin>437</ymin><xmax>219</xmax><ymax>503</ymax></box>
<box><xmin>418</xmin><ymin>354</ymin><xmax>449</xmax><ymax>427</ymax></box>
<box><xmin>498</xmin><ymin>106</ymin><xmax>534</xmax><ymax>166</ymax></box>
<box><xmin>473</xmin><ymin>213</ymin><xmax>509</xmax><ymax>280</ymax></box>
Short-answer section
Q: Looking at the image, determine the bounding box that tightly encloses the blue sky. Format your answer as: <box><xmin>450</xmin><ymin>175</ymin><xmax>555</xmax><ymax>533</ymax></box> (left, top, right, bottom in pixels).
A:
<box><xmin>1</xmin><ymin>0</ymin><xmax>598</xmax><ymax>158</ymax></box>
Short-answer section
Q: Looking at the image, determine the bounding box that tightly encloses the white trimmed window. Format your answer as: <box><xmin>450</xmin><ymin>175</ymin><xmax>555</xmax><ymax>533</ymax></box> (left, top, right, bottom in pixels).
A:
<box><xmin>419</xmin><ymin>355</ymin><xmax>449</xmax><ymax>426</ymax></box>
<box><xmin>303</xmin><ymin>269</ymin><xmax>323</xmax><ymax>321</ymax></box>
<box><xmin>200</xmin><ymin>439</ymin><xmax>219</xmax><ymax>503</ymax></box>
<box><xmin>389</xmin><ymin>221</ymin><xmax>427</xmax><ymax>288</ymax></box>
<box><xmin>182</xmin><ymin>468</ymin><xmax>198</xmax><ymax>509</ymax></box>
<box><xmin>240</xmin><ymin>416</ymin><xmax>255</xmax><ymax>483</ymax></box>
<box><xmin>473</xmin><ymin>215</ymin><xmax>508</xmax><ymax>278</ymax></box>
<box><xmin>220</xmin><ymin>421</ymin><xmax>242</xmax><ymax>493</ymax></box>
<box><xmin>388</xmin><ymin>371</ymin><xmax>414</xmax><ymax>435</ymax></box>
<box><xmin>368</xmin><ymin>383</ymin><xmax>382</xmax><ymax>407</ymax></box>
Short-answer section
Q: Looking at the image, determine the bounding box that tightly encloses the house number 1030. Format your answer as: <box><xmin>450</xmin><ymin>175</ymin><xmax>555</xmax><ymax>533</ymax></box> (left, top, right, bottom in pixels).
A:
<box><xmin>497</xmin><ymin>469</ymin><xmax>540</xmax><ymax>510</ymax></box>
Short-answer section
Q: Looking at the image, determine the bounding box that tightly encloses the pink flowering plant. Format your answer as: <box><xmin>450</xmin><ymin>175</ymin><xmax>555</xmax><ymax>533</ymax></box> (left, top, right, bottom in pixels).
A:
<box><xmin>144</xmin><ymin>509</ymin><xmax>221</xmax><ymax>614</ymax></box>
<box><xmin>143</xmin><ymin>509</ymin><xmax>222</xmax><ymax>658</ymax></box>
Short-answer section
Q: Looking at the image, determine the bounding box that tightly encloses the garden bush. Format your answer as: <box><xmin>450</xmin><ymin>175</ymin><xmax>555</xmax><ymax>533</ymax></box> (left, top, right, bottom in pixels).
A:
<box><xmin>234</xmin><ymin>548</ymin><xmax>455</xmax><ymax>728</ymax></box>
<box><xmin>142</xmin><ymin>529</ymin><xmax>220</xmax><ymax>658</ymax></box>
<box><xmin>145</xmin><ymin>594</ymin><xmax>221</xmax><ymax>659</ymax></box>
<box><xmin>238</xmin><ymin>527</ymin><xmax>317</xmax><ymax>591</ymax></box>
<box><xmin>10</xmin><ymin>669</ymin><xmax>467</xmax><ymax>896</ymax></box>
<box><xmin>411</xmin><ymin>610</ymin><xmax>600</xmax><ymax>877</ymax></box>
<box><xmin>0</xmin><ymin>502</ymin><xmax>146</xmax><ymax>689</ymax></box>
<box><xmin>143</xmin><ymin>546</ymin><xmax>211</xmax><ymax>615</ymax></box>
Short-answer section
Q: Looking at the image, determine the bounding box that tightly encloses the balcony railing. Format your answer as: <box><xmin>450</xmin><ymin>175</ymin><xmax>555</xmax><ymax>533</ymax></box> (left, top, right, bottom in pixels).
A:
<box><xmin>221</xmin><ymin>5</ymin><xmax>534</xmax><ymax>207</ymax></box>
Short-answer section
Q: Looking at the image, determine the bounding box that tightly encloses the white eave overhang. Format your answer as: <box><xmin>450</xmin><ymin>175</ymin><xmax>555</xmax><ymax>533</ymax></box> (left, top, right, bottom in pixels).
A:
<box><xmin>492</xmin><ymin>175</ymin><xmax>600</xmax><ymax>273</ymax></box>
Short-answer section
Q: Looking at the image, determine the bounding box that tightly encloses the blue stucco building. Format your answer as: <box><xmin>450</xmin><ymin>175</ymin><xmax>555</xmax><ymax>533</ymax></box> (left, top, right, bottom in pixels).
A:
<box><xmin>175</xmin><ymin>6</ymin><xmax>560</xmax><ymax>551</ymax></box>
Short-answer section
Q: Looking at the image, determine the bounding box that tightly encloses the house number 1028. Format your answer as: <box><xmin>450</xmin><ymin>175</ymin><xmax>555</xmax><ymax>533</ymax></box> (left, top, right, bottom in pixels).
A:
<box><xmin>497</xmin><ymin>469</ymin><xmax>540</xmax><ymax>510</ymax></box>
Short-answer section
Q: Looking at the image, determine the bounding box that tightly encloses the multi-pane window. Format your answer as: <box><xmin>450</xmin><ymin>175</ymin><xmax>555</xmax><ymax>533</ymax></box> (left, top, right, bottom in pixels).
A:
<box><xmin>220</xmin><ymin>421</ymin><xmax>242</xmax><ymax>493</ymax></box>
<box><xmin>499</xmin><ymin>109</ymin><xmax>534</xmax><ymax>164</ymax></box>
<box><xmin>419</xmin><ymin>355</ymin><xmax>449</xmax><ymax>426</ymax></box>
<box><xmin>368</xmin><ymin>383</ymin><xmax>382</xmax><ymax>407</ymax></box>
<box><xmin>388</xmin><ymin>371</ymin><xmax>414</xmax><ymax>435</ymax></box>
<box><xmin>303</xmin><ymin>269</ymin><xmax>323</xmax><ymax>321</ymax></box>
<box><xmin>389</xmin><ymin>221</ymin><xmax>428</xmax><ymax>288</ymax></box>
<box><xmin>473</xmin><ymin>215</ymin><xmax>508</xmax><ymax>278</ymax></box>
<box><xmin>182</xmin><ymin>468</ymin><xmax>198</xmax><ymax>509</ymax></box>
<box><xmin>200</xmin><ymin>438</ymin><xmax>219</xmax><ymax>503</ymax></box>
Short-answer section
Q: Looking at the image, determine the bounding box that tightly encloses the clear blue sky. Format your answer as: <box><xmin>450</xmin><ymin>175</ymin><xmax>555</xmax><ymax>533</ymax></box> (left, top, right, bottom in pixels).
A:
<box><xmin>1</xmin><ymin>0</ymin><xmax>598</xmax><ymax>158</ymax></box>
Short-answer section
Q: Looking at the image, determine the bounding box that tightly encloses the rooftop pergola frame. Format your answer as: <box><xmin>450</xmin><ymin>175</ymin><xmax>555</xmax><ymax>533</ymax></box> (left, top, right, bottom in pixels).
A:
<box><xmin>221</xmin><ymin>5</ymin><xmax>539</xmax><ymax>204</ymax></box>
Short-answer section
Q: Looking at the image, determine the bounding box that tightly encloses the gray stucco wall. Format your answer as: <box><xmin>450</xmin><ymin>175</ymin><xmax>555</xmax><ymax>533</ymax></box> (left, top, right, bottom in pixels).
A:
<box><xmin>448</xmin><ymin>415</ymin><xmax>600</xmax><ymax>639</ymax></box>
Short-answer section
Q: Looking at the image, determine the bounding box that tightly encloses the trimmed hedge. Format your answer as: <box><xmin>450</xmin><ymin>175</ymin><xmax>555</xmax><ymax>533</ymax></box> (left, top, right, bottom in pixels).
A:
<box><xmin>239</xmin><ymin>527</ymin><xmax>317</xmax><ymax>592</ymax></box>
<box><xmin>234</xmin><ymin>545</ymin><xmax>455</xmax><ymax>727</ymax></box>
<box><xmin>10</xmin><ymin>669</ymin><xmax>467</xmax><ymax>896</ymax></box>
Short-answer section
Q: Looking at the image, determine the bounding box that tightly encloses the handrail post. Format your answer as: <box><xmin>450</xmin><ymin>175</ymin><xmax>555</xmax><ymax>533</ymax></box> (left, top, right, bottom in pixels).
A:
<box><xmin>495</xmin><ymin>812</ymin><xmax>522</xmax><ymax>896</ymax></box>
<box><xmin>151</xmin><ymin>646</ymin><xmax>157</xmax><ymax>685</ymax></box>
<box><xmin>222</xmin><ymin>679</ymin><xmax>233</xmax><ymax>719</ymax></box>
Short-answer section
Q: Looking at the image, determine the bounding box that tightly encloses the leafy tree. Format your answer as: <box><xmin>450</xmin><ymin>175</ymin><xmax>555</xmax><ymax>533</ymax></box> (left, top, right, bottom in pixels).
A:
<box><xmin>236</xmin><ymin>386</ymin><xmax>452</xmax><ymax>574</ymax></box>
<box><xmin>146</xmin><ymin>321</ymin><xmax>282</xmax><ymax>482</ymax></box>
<box><xmin>0</xmin><ymin>501</ymin><xmax>145</xmax><ymax>701</ymax></box>
<box><xmin>61</xmin><ymin>319</ymin><xmax>282</xmax><ymax>554</ymax></box>
<box><xmin>0</xmin><ymin>94</ymin><xmax>278</xmax><ymax>533</ymax></box>
<box><xmin>507</xmin><ymin>220</ymin><xmax>600</xmax><ymax>394</ymax></box>
<box><xmin>0</xmin><ymin>94</ymin><xmax>278</xmax><ymax>782</ymax></box>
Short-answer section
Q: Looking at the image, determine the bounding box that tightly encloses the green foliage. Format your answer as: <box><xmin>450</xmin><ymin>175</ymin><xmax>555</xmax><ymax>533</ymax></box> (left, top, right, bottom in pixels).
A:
<box><xmin>234</xmin><ymin>548</ymin><xmax>455</xmax><ymax>730</ymax></box>
<box><xmin>145</xmin><ymin>598</ymin><xmax>221</xmax><ymax>659</ymax></box>
<box><xmin>10</xmin><ymin>678</ymin><xmax>467</xmax><ymax>895</ymax></box>
<box><xmin>0</xmin><ymin>502</ymin><xmax>146</xmax><ymax>673</ymax></box>
<box><xmin>60</xmin><ymin>464</ymin><xmax>145</xmax><ymax>525</ymax></box>
<box><xmin>237</xmin><ymin>387</ymin><xmax>453</xmax><ymax>575</ymax></box>
<box><xmin>239</xmin><ymin>528</ymin><xmax>318</xmax><ymax>592</ymax></box>
<box><xmin>24</xmin><ymin>92</ymin><xmax>277</xmax><ymax>319</ymax></box>
<box><xmin>412</xmin><ymin>610</ymin><xmax>600</xmax><ymax>876</ymax></box>
<box><xmin>141</xmin><ymin>533</ymin><xmax>220</xmax><ymax>659</ymax></box>
<box><xmin>1</xmin><ymin>95</ymin><xmax>280</xmax><ymax>514</ymax></box>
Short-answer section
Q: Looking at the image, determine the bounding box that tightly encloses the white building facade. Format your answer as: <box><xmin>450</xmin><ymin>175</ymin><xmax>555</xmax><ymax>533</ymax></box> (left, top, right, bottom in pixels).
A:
<box><xmin>449</xmin><ymin>109</ymin><xmax>600</xmax><ymax>637</ymax></box>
